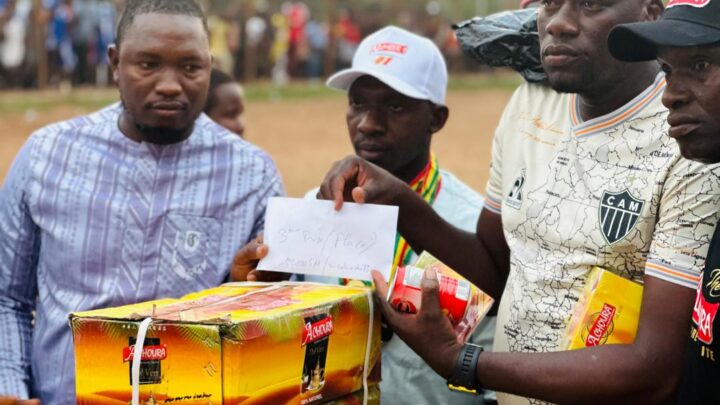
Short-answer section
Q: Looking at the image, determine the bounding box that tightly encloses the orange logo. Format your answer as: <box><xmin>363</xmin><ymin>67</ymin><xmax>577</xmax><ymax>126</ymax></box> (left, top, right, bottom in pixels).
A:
<box><xmin>374</xmin><ymin>56</ymin><xmax>393</xmax><ymax>66</ymax></box>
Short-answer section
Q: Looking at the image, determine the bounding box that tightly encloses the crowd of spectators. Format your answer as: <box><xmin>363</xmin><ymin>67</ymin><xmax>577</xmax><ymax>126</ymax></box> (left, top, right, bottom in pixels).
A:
<box><xmin>0</xmin><ymin>0</ymin><xmax>116</xmax><ymax>88</ymax></box>
<box><xmin>0</xmin><ymin>0</ymin><xmax>477</xmax><ymax>89</ymax></box>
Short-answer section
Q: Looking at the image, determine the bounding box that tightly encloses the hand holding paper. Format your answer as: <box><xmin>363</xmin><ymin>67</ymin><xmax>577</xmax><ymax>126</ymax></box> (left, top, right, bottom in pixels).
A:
<box><xmin>257</xmin><ymin>197</ymin><xmax>399</xmax><ymax>281</ymax></box>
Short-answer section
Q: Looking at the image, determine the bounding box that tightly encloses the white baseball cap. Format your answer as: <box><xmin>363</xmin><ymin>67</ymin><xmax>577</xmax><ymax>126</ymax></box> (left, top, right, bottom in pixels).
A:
<box><xmin>326</xmin><ymin>26</ymin><xmax>448</xmax><ymax>106</ymax></box>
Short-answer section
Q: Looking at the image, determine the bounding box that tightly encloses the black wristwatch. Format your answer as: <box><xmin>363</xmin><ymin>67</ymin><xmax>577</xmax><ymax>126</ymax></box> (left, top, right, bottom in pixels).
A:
<box><xmin>447</xmin><ymin>343</ymin><xmax>484</xmax><ymax>395</ymax></box>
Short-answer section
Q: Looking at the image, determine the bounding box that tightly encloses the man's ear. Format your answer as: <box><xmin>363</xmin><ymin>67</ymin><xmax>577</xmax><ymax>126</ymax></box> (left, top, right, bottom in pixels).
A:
<box><xmin>429</xmin><ymin>105</ymin><xmax>449</xmax><ymax>134</ymax></box>
<box><xmin>644</xmin><ymin>0</ymin><xmax>664</xmax><ymax>22</ymax></box>
<box><xmin>108</xmin><ymin>44</ymin><xmax>120</xmax><ymax>84</ymax></box>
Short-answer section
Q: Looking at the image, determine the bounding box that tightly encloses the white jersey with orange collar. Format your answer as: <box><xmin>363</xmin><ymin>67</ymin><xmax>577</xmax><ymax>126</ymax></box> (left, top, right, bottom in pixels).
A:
<box><xmin>484</xmin><ymin>74</ymin><xmax>720</xmax><ymax>405</ymax></box>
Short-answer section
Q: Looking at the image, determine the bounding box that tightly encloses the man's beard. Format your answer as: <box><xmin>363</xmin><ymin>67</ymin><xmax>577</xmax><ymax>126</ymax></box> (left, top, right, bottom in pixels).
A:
<box><xmin>120</xmin><ymin>99</ymin><xmax>194</xmax><ymax>145</ymax></box>
<box><xmin>133</xmin><ymin>121</ymin><xmax>193</xmax><ymax>145</ymax></box>
<box><xmin>549</xmin><ymin>82</ymin><xmax>582</xmax><ymax>94</ymax></box>
<box><xmin>545</xmin><ymin>66</ymin><xmax>607</xmax><ymax>96</ymax></box>
<box><xmin>546</xmin><ymin>75</ymin><xmax>586</xmax><ymax>94</ymax></box>
<box><xmin>543</xmin><ymin>66</ymin><xmax>591</xmax><ymax>95</ymax></box>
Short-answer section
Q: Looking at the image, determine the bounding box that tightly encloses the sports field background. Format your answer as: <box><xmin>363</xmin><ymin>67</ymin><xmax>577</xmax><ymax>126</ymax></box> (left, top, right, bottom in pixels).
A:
<box><xmin>0</xmin><ymin>73</ymin><xmax>518</xmax><ymax>197</ymax></box>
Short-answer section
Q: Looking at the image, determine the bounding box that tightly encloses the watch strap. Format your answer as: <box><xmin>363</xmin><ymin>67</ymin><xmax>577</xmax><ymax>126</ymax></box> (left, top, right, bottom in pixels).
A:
<box><xmin>447</xmin><ymin>343</ymin><xmax>483</xmax><ymax>395</ymax></box>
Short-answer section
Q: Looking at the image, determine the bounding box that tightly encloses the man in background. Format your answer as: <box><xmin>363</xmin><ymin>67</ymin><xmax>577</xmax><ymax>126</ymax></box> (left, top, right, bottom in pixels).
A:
<box><xmin>204</xmin><ymin>68</ymin><xmax>246</xmax><ymax>137</ymax></box>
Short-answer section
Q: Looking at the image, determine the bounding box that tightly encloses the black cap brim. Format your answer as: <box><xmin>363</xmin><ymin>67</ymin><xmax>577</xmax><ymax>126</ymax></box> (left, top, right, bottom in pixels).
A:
<box><xmin>609</xmin><ymin>18</ymin><xmax>720</xmax><ymax>62</ymax></box>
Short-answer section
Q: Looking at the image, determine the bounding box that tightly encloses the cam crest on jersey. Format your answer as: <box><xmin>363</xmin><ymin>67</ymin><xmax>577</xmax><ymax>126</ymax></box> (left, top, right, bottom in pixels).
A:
<box><xmin>598</xmin><ymin>190</ymin><xmax>644</xmax><ymax>245</ymax></box>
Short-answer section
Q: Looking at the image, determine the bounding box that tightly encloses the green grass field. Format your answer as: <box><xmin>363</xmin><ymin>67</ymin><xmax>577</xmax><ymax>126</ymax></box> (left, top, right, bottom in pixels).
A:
<box><xmin>0</xmin><ymin>72</ymin><xmax>521</xmax><ymax>116</ymax></box>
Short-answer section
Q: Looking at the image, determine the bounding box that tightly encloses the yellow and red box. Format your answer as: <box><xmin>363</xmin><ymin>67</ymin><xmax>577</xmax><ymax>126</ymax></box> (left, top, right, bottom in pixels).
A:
<box><xmin>564</xmin><ymin>267</ymin><xmax>643</xmax><ymax>350</ymax></box>
<box><xmin>70</xmin><ymin>282</ymin><xmax>380</xmax><ymax>404</ymax></box>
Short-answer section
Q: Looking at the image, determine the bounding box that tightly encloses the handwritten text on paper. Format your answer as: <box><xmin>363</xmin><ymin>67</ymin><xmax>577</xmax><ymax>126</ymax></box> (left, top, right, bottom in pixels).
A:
<box><xmin>257</xmin><ymin>197</ymin><xmax>398</xmax><ymax>281</ymax></box>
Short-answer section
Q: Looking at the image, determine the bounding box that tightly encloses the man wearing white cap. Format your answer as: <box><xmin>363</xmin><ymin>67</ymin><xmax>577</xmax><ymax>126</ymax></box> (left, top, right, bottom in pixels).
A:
<box><xmin>233</xmin><ymin>26</ymin><xmax>496</xmax><ymax>404</ymax></box>
<box><xmin>324</xmin><ymin>25</ymin><xmax>495</xmax><ymax>404</ymax></box>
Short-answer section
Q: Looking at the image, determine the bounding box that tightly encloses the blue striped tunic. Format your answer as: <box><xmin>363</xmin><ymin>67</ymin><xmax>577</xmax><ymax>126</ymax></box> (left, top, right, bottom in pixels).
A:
<box><xmin>0</xmin><ymin>103</ymin><xmax>284</xmax><ymax>403</ymax></box>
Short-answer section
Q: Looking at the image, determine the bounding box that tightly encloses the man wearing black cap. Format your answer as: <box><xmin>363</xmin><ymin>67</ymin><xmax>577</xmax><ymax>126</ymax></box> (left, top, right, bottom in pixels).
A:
<box><xmin>608</xmin><ymin>1</ymin><xmax>720</xmax><ymax>403</ymax></box>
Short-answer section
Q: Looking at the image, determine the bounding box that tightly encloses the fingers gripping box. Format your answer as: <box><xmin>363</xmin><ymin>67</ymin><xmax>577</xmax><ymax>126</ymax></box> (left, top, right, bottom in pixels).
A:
<box><xmin>70</xmin><ymin>283</ymin><xmax>381</xmax><ymax>404</ymax></box>
<box><xmin>563</xmin><ymin>267</ymin><xmax>643</xmax><ymax>350</ymax></box>
<box><xmin>387</xmin><ymin>252</ymin><xmax>495</xmax><ymax>342</ymax></box>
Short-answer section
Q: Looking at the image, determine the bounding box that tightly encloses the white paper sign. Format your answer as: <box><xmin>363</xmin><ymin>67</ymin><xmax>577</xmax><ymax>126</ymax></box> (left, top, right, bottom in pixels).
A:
<box><xmin>257</xmin><ymin>197</ymin><xmax>399</xmax><ymax>281</ymax></box>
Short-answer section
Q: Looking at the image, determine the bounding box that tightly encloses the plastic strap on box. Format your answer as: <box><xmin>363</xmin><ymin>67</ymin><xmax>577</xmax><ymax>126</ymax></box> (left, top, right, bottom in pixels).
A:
<box><xmin>362</xmin><ymin>290</ymin><xmax>374</xmax><ymax>405</ymax></box>
<box><xmin>131</xmin><ymin>317</ymin><xmax>153</xmax><ymax>405</ymax></box>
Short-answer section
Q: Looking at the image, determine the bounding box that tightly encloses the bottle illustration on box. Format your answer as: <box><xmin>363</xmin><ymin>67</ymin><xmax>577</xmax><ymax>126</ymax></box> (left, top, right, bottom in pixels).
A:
<box><xmin>301</xmin><ymin>311</ymin><xmax>333</xmax><ymax>393</ymax></box>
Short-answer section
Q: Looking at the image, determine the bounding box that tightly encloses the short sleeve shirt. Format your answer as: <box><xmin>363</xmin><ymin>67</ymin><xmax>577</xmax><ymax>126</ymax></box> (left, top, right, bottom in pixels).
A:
<box><xmin>485</xmin><ymin>76</ymin><xmax>720</xmax><ymax>405</ymax></box>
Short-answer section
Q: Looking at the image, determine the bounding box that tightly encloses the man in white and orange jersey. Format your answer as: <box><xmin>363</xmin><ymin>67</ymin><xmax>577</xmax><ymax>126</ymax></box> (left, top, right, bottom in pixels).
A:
<box><xmin>317</xmin><ymin>0</ymin><xmax>720</xmax><ymax>403</ymax></box>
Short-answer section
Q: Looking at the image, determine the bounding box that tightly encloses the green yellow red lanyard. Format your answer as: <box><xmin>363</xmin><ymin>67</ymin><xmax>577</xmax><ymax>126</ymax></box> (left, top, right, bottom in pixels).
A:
<box><xmin>341</xmin><ymin>153</ymin><xmax>442</xmax><ymax>286</ymax></box>
<box><xmin>391</xmin><ymin>153</ymin><xmax>442</xmax><ymax>273</ymax></box>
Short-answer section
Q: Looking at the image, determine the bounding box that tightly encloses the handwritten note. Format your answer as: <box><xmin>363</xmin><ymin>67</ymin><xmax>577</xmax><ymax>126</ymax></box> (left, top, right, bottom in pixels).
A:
<box><xmin>257</xmin><ymin>197</ymin><xmax>399</xmax><ymax>281</ymax></box>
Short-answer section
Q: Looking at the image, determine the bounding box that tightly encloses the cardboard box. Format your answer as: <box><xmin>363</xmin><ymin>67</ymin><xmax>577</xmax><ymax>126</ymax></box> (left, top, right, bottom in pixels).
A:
<box><xmin>327</xmin><ymin>385</ymin><xmax>380</xmax><ymax>405</ymax></box>
<box><xmin>70</xmin><ymin>282</ymin><xmax>381</xmax><ymax>404</ymax></box>
<box><xmin>564</xmin><ymin>267</ymin><xmax>643</xmax><ymax>350</ymax></box>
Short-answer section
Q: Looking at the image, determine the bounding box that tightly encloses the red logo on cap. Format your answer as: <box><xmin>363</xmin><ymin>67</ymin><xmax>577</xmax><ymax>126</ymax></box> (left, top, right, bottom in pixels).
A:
<box><xmin>371</xmin><ymin>43</ymin><xmax>408</xmax><ymax>55</ymax></box>
<box><xmin>667</xmin><ymin>0</ymin><xmax>710</xmax><ymax>8</ymax></box>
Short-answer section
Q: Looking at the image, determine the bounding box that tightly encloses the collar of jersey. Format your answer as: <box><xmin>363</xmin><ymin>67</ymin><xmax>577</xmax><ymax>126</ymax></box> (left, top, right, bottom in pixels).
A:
<box><xmin>569</xmin><ymin>72</ymin><xmax>666</xmax><ymax>138</ymax></box>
